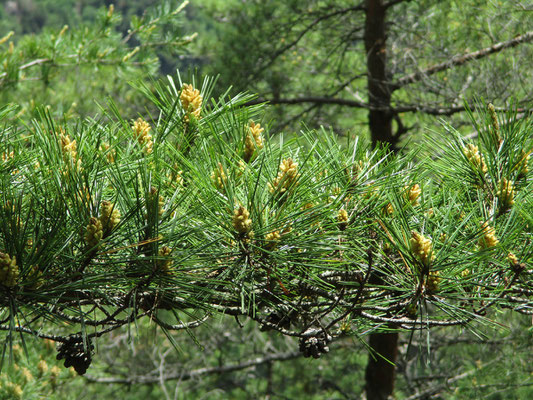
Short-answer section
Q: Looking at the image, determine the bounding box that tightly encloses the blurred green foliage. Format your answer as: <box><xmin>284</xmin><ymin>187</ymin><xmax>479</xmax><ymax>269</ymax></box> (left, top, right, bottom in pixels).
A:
<box><xmin>0</xmin><ymin>0</ymin><xmax>193</xmax><ymax>120</ymax></box>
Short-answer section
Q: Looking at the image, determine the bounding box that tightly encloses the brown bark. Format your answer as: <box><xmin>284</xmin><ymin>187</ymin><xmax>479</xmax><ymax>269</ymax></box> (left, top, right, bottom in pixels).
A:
<box><xmin>364</xmin><ymin>0</ymin><xmax>394</xmax><ymax>148</ymax></box>
<box><xmin>365</xmin><ymin>330</ymin><xmax>399</xmax><ymax>400</ymax></box>
<box><xmin>364</xmin><ymin>2</ymin><xmax>399</xmax><ymax>397</ymax></box>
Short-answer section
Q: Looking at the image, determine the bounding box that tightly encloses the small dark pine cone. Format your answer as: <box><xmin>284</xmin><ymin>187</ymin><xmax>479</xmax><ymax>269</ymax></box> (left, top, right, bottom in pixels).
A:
<box><xmin>56</xmin><ymin>337</ymin><xmax>94</xmax><ymax>375</ymax></box>
<box><xmin>298</xmin><ymin>328</ymin><xmax>332</xmax><ymax>359</ymax></box>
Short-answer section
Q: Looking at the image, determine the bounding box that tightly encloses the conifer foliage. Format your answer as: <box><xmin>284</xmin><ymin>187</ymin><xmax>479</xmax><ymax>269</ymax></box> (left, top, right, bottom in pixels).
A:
<box><xmin>0</xmin><ymin>73</ymin><xmax>531</xmax><ymax>376</ymax></box>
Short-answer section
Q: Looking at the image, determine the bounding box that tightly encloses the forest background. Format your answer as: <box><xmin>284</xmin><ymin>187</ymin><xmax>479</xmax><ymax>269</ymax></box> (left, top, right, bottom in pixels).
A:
<box><xmin>0</xmin><ymin>0</ymin><xmax>532</xmax><ymax>399</ymax></box>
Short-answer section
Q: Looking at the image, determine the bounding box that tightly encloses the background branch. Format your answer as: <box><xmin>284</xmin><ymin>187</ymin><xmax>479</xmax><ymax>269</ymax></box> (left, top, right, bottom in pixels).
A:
<box><xmin>84</xmin><ymin>351</ymin><xmax>302</xmax><ymax>385</ymax></box>
<box><xmin>392</xmin><ymin>31</ymin><xmax>533</xmax><ymax>90</ymax></box>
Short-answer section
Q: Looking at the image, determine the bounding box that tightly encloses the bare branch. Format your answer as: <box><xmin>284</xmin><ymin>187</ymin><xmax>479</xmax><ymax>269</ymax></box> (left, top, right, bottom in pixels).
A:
<box><xmin>0</xmin><ymin>58</ymin><xmax>51</xmax><ymax>81</ymax></box>
<box><xmin>84</xmin><ymin>351</ymin><xmax>302</xmax><ymax>385</ymax></box>
<box><xmin>151</xmin><ymin>313</ymin><xmax>210</xmax><ymax>331</ymax></box>
<box><xmin>394</xmin><ymin>103</ymin><xmax>532</xmax><ymax>116</ymax></box>
<box><xmin>403</xmin><ymin>354</ymin><xmax>508</xmax><ymax>400</ymax></box>
<box><xmin>359</xmin><ymin>312</ymin><xmax>469</xmax><ymax>327</ymax></box>
<box><xmin>384</xmin><ymin>0</ymin><xmax>413</xmax><ymax>9</ymax></box>
<box><xmin>392</xmin><ymin>31</ymin><xmax>533</xmax><ymax>90</ymax></box>
<box><xmin>0</xmin><ymin>324</ymin><xmax>71</xmax><ymax>342</ymax></box>
<box><xmin>246</xmin><ymin>96</ymin><xmax>368</xmax><ymax>108</ymax></box>
<box><xmin>246</xmin><ymin>96</ymin><xmax>532</xmax><ymax>116</ymax></box>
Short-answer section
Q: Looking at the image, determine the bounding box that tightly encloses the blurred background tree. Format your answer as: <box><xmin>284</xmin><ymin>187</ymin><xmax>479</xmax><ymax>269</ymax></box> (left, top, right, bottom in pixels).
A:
<box><xmin>190</xmin><ymin>0</ymin><xmax>533</xmax><ymax>148</ymax></box>
<box><xmin>0</xmin><ymin>0</ymin><xmax>195</xmax><ymax>120</ymax></box>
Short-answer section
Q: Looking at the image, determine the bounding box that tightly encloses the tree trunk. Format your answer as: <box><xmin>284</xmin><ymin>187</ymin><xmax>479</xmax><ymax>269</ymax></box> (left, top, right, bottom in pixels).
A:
<box><xmin>364</xmin><ymin>330</ymin><xmax>399</xmax><ymax>400</ymax></box>
<box><xmin>364</xmin><ymin>4</ymin><xmax>399</xmax><ymax>396</ymax></box>
<box><xmin>365</xmin><ymin>0</ymin><xmax>395</xmax><ymax>148</ymax></box>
